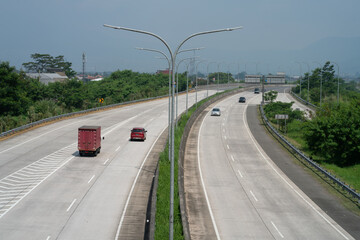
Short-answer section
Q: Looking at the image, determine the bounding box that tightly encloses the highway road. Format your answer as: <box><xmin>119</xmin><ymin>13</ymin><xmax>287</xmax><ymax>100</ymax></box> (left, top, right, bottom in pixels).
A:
<box><xmin>0</xmin><ymin>89</ymin><xmax>217</xmax><ymax>240</ymax></box>
<box><xmin>196</xmin><ymin>88</ymin><xmax>354</xmax><ymax>239</ymax></box>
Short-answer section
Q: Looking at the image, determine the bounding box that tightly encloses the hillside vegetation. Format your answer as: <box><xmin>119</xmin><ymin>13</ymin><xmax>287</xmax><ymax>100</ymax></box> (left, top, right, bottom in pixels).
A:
<box><xmin>264</xmin><ymin>62</ymin><xmax>360</xmax><ymax>195</ymax></box>
<box><xmin>0</xmin><ymin>61</ymin><xmax>186</xmax><ymax>132</ymax></box>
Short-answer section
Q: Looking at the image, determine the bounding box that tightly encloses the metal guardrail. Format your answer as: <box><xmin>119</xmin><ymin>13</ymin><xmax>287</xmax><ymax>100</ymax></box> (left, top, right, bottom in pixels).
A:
<box><xmin>260</xmin><ymin>104</ymin><xmax>360</xmax><ymax>203</ymax></box>
<box><xmin>289</xmin><ymin>91</ymin><xmax>320</xmax><ymax>110</ymax></box>
<box><xmin>0</xmin><ymin>84</ymin><xmax>244</xmax><ymax>138</ymax></box>
<box><xmin>0</xmin><ymin>94</ymin><xmax>170</xmax><ymax>138</ymax></box>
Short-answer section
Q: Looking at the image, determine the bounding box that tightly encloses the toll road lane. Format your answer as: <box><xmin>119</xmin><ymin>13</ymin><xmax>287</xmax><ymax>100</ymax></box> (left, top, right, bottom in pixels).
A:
<box><xmin>197</xmin><ymin>92</ymin><xmax>353</xmax><ymax>239</ymax></box>
<box><xmin>0</xmin><ymin>89</ymin><xmax>218</xmax><ymax>239</ymax></box>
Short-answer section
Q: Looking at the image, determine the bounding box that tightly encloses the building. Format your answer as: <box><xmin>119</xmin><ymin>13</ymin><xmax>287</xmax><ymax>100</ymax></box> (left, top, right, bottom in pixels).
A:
<box><xmin>156</xmin><ymin>69</ymin><xmax>172</xmax><ymax>75</ymax></box>
<box><xmin>26</xmin><ymin>73</ymin><xmax>68</xmax><ymax>85</ymax></box>
<box><xmin>266</xmin><ymin>74</ymin><xmax>286</xmax><ymax>84</ymax></box>
<box><xmin>245</xmin><ymin>75</ymin><xmax>262</xmax><ymax>83</ymax></box>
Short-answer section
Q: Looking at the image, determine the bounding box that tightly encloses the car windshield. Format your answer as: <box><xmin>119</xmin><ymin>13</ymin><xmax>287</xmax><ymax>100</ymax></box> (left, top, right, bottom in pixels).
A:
<box><xmin>132</xmin><ymin>129</ymin><xmax>143</xmax><ymax>132</ymax></box>
<box><xmin>212</xmin><ymin>108</ymin><xmax>220</xmax><ymax>111</ymax></box>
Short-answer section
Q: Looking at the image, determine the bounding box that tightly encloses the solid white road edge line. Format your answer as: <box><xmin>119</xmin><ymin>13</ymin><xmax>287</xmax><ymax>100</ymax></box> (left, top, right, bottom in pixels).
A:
<box><xmin>198</xmin><ymin>113</ymin><xmax>221</xmax><ymax>240</ymax></box>
<box><xmin>114</xmin><ymin>126</ymin><xmax>167</xmax><ymax>240</ymax></box>
<box><xmin>243</xmin><ymin>94</ymin><xmax>350</xmax><ymax>240</ymax></box>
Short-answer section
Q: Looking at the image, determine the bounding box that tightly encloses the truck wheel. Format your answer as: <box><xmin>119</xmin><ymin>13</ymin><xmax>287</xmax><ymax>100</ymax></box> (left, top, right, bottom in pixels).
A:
<box><xmin>94</xmin><ymin>151</ymin><xmax>97</xmax><ymax>157</ymax></box>
<box><xmin>79</xmin><ymin>152</ymin><xmax>83</xmax><ymax>156</ymax></box>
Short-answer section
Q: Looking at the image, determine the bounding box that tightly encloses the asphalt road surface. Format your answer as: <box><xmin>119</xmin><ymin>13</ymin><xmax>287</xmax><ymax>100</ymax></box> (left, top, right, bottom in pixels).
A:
<box><xmin>0</xmin><ymin>89</ymin><xmax>217</xmax><ymax>240</ymax></box>
<box><xmin>197</xmin><ymin>89</ymin><xmax>354</xmax><ymax>239</ymax></box>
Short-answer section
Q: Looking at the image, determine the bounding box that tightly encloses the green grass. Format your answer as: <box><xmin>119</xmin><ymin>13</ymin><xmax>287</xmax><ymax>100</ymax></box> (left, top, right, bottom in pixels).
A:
<box><xmin>284</xmin><ymin>120</ymin><xmax>308</xmax><ymax>150</ymax></box>
<box><xmin>320</xmin><ymin>163</ymin><xmax>360</xmax><ymax>192</ymax></box>
<box><xmin>154</xmin><ymin>92</ymin><xmax>224</xmax><ymax>239</ymax></box>
<box><xmin>155</xmin><ymin>145</ymin><xmax>183</xmax><ymax>239</ymax></box>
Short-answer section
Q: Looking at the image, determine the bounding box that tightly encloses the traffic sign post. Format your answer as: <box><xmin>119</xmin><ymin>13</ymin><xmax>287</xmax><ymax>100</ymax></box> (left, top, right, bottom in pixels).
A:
<box><xmin>275</xmin><ymin>114</ymin><xmax>288</xmax><ymax>133</ymax></box>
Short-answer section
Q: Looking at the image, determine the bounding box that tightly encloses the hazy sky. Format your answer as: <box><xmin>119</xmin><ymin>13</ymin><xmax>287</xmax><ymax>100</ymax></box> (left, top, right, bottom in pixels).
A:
<box><xmin>1</xmin><ymin>0</ymin><xmax>360</xmax><ymax>75</ymax></box>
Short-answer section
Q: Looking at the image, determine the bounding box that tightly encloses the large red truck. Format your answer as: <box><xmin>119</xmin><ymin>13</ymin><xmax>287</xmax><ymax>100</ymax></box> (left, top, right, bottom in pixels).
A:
<box><xmin>78</xmin><ymin>126</ymin><xmax>101</xmax><ymax>156</ymax></box>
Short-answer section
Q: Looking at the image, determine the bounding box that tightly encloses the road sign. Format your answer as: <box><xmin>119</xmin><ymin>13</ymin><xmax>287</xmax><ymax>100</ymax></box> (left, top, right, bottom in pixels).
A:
<box><xmin>99</xmin><ymin>98</ymin><xmax>104</xmax><ymax>103</ymax></box>
<box><xmin>275</xmin><ymin>114</ymin><xmax>288</xmax><ymax>119</ymax></box>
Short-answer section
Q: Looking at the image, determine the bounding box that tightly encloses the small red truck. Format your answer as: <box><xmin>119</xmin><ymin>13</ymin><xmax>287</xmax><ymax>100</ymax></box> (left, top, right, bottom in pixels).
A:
<box><xmin>78</xmin><ymin>126</ymin><xmax>101</xmax><ymax>156</ymax></box>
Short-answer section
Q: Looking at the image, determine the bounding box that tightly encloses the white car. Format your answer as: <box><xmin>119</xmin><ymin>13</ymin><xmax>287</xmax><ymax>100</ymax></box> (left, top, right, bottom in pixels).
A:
<box><xmin>211</xmin><ymin>108</ymin><xmax>221</xmax><ymax>116</ymax></box>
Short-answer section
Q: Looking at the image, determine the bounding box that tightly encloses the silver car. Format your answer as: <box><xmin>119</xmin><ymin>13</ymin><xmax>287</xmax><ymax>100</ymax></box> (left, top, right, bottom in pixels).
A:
<box><xmin>211</xmin><ymin>108</ymin><xmax>221</xmax><ymax>116</ymax></box>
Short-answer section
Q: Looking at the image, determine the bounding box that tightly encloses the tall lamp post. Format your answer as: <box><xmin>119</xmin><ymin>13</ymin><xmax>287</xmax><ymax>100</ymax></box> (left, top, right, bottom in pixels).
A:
<box><xmin>313</xmin><ymin>62</ymin><xmax>323</xmax><ymax>107</ymax></box>
<box><xmin>195</xmin><ymin>60</ymin><xmax>207</xmax><ymax>108</ymax></box>
<box><xmin>227</xmin><ymin>63</ymin><xmax>237</xmax><ymax>87</ymax></box>
<box><xmin>135</xmin><ymin>47</ymin><xmax>172</xmax><ymax>157</ymax></box>
<box><xmin>332</xmin><ymin>61</ymin><xmax>340</xmax><ymax>104</ymax></box>
<box><xmin>255</xmin><ymin>62</ymin><xmax>260</xmax><ymax>75</ymax></box>
<box><xmin>217</xmin><ymin>62</ymin><xmax>225</xmax><ymax>92</ymax></box>
<box><xmin>175</xmin><ymin>57</ymin><xmax>196</xmax><ymax>125</ymax></box>
<box><xmin>207</xmin><ymin>61</ymin><xmax>216</xmax><ymax>97</ymax></box>
<box><xmin>303</xmin><ymin>62</ymin><xmax>310</xmax><ymax>103</ymax></box>
<box><xmin>295</xmin><ymin>61</ymin><xmax>302</xmax><ymax>97</ymax></box>
<box><xmin>185</xmin><ymin>61</ymin><xmax>191</xmax><ymax>114</ymax></box>
<box><xmin>104</xmin><ymin>24</ymin><xmax>243</xmax><ymax>240</ymax></box>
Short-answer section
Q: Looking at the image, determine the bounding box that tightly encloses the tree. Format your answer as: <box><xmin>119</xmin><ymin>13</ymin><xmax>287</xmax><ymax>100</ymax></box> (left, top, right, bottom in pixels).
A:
<box><xmin>304</xmin><ymin>101</ymin><xmax>360</xmax><ymax>166</ymax></box>
<box><xmin>264</xmin><ymin>90</ymin><xmax>278</xmax><ymax>102</ymax></box>
<box><xmin>0</xmin><ymin>62</ymin><xmax>31</xmax><ymax>116</ymax></box>
<box><xmin>208</xmin><ymin>72</ymin><xmax>232</xmax><ymax>84</ymax></box>
<box><xmin>22</xmin><ymin>53</ymin><xmax>76</xmax><ymax>78</ymax></box>
<box><xmin>234</xmin><ymin>71</ymin><xmax>246</xmax><ymax>80</ymax></box>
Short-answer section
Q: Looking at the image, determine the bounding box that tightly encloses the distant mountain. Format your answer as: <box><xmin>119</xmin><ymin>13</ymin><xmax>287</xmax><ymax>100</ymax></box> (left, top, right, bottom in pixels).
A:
<box><xmin>235</xmin><ymin>36</ymin><xmax>360</xmax><ymax>76</ymax></box>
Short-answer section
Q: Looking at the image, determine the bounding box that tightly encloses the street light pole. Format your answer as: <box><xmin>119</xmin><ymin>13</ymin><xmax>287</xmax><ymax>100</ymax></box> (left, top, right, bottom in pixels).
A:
<box><xmin>175</xmin><ymin>57</ymin><xmax>195</xmax><ymax>126</ymax></box>
<box><xmin>295</xmin><ymin>62</ymin><xmax>302</xmax><ymax>97</ymax></box>
<box><xmin>207</xmin><ymin>62</ymin><xmax>216</xmax><ymax>97</ymax></box>
<box><xmin>332</xmin><ymin>62</ymin><xmax>340</xmax><ymax>104</ymax></box>
<box><xmin>104</xmin><ymin>24</ymin><xmax>242</xmax><ymax>240</ymax></box>
<box><xmin>185</xmin><ymin>61</ymin><xmax>190</xmax><ymax>114</ymax></box>
<box><xmin>303</xmin><ymin>62</ymin><xmax>310</xmax><ymax>103</ymax></box>
<box><xmin>313</xmin><ymin>61</ymin><xmax>323</xmax><ymax>107</ymax></box>
<box><xmin>135</xmin><ymin>47</ymin><xmax>172</xmax><ymax>158</ymax></box>
<box><xmin>255</xmin><ymin>62</ymin><xmax>260</xmax><ymax>74</ymax></box>
<box><xmin>217</xmin><ymin>62</ymin><xmax>225</xmax><ymax>92</ymax></box>
<box><xmin>195</xmin><ymin>60</ymin><xmax>207</xmax><ymax>108</ymax></box>
<box><xmin>228</xmin><ymin>63</ymin><xmax>236</xmax><ymax>87</ymax></box>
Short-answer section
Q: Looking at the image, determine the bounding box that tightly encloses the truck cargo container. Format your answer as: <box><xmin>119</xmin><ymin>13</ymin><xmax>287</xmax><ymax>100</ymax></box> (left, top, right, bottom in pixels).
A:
<box><xmin>78</xmin><ymin>126</ymin><xmax>101</xmax><ymax>156</ymax></box>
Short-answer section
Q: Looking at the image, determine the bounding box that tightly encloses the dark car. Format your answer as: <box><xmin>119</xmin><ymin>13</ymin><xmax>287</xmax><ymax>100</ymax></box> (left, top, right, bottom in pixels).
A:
<box><xmin>239</xmin><ymin>97</ymin><xmax>246</xmax><ymax>103</ymax></box>
<box><xmin>254</xmin><ymin>88</ymin><xmax>260</xmax><ymax>94</ymax></box>
<box><xmin>130</xmin><ymin>127</ymin><xmax>147</xmax><ymax>141</ymax></box>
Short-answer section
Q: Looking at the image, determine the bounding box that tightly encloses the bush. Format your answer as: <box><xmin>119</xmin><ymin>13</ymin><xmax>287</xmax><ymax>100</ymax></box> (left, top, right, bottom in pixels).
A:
<box><xmin>304</xmin><ymin>101</ymin><xmax>360</xmax><ymax>166</ymax></box>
